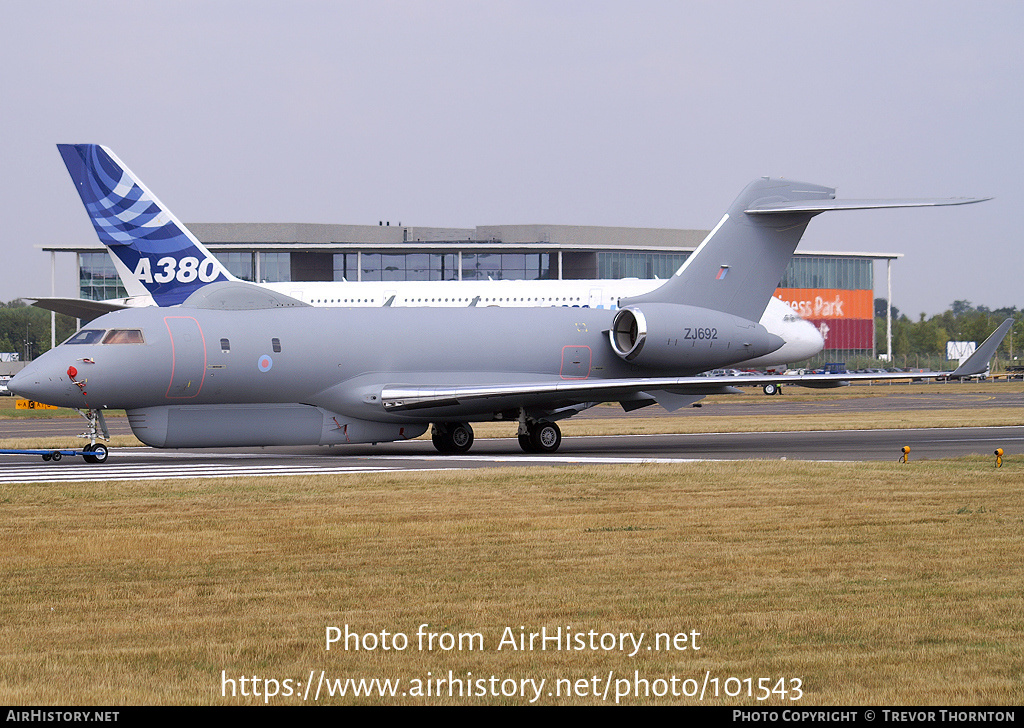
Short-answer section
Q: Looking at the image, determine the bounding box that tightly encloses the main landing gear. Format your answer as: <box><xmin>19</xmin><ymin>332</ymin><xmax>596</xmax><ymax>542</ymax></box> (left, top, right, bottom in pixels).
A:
<box><xmin>431</xmin><ymin>422</ymin><xmax>475</xmax><ymax>454</ymax></box>
<box><xmin>429</xmin><ymin>418</ymin><xmax>564</xmax><ymax>455</ymax></box>
<box><xmin>518</xmin><ymin>420</ymin><xmax>561</xmax><ymax>454</ymax></box>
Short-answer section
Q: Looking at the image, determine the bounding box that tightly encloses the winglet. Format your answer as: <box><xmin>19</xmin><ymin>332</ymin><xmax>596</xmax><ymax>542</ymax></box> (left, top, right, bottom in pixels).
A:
<box><xmin>57</xmin><ymin>144</ymin><xmax>235</xmax><ymax>306</ymax></box>
<box><xmin>949</xmin><ymin>318</ymin><xmax>1014</xmax><ymax>378</ymax></box>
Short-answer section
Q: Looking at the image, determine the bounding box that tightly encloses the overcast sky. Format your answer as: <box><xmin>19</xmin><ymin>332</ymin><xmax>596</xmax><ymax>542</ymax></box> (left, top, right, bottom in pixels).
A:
<box><xmin>1</xmin><ymin>1</ymin><xmax>1020</xmax><ymax>316</ymax></box>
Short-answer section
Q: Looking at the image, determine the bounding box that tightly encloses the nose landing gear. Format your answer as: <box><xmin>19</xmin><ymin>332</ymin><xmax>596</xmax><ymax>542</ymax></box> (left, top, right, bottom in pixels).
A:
<box><xmin>78</xmin><ymin>408</ymin><xmax>111</xmax><ymax>463</ymax></box>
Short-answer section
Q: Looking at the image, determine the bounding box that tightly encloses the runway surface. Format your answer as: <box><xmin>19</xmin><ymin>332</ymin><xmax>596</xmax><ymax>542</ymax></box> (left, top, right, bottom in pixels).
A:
<box><xmin>1</xmin><ymin>386</ymin><xmax>1020</xmax><ymax>484</ymax></box>
<box><xmin>1</xmin><ymin>426</ymin><xmax>1021</xmax><ymax>485</ymax></box>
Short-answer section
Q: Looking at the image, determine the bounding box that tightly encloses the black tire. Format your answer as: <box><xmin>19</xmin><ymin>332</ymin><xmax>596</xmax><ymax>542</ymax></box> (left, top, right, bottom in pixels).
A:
<box><xmin>42</xmin><ymin>453</ymin><xmax>52</xmax><ymax>462</ymax></box>
<box><xmin>763</xmin><ymin>383</ymin><xmax>779</xmax><ymax>396</ymax></box>
<box><xmin>529</xmin><ymin>421</ymin><xmax>561</xmax><ymax>453</ymax></box>
<box><xmin>51</xmin><ymin>451</ymin><xmax>62</xmax><ymax>462</ymax></box>
<box><xmin>448</xmin><ymin>423</ymin><xmax>474</xmax><ymax>454</ymax></box>
<box><xmin>432</xmin><ymin>423</ymin><xmax>474</xmax><ymax>454</ymax></box>
<box><xmin>88</xmin><ymin>444</ymin><xmax>108</xmax><ymax>464</ymax></box>
<box><xmin>518</xmin><ymin>433</ymin><xmax>535</xmax><ymax>453</ymax></box>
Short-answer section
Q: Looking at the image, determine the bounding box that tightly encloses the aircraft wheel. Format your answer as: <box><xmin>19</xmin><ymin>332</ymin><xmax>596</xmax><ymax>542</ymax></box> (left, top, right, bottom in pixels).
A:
<box><xmin>529</xmin><ymin>421</ymin><xmax>561</xmax><ymax>453</ymax></box>
<box><xmin>86</xmin><ymin>444</ymin><xmax>108</xmax><ymax>464</ymax></box>
<box><xmin>432</xmin><ymin>423</ymin><xmax>474</xmax><ymax>454</ymax></box>
<box><xmin>518</xmin><ymin>433</ymin><xmax>535</xmax><ymax>453</ymax></box>
<box><xmin>763</xmin><ymin>383</ymin><xmax>780</xmax><ymax>396</ymax></box>
<box><xmin>448</xmin><ymin>423</ymin><xmax>474</xmax><ymax>453</ymax></box>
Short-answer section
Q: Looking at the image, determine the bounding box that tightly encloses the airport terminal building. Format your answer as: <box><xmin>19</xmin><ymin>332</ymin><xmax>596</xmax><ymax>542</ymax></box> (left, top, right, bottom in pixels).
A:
<box><xmin>49</xmin><ymin>222</ymin><xmax>898</xmax><ymax>363</ymax></box>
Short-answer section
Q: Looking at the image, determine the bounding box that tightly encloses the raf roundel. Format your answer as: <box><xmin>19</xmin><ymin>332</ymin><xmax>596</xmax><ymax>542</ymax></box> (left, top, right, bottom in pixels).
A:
<box><xmin>257</xmin><ymin>355</ymin><xmax>273</xmax><ymax>373</ymax></box>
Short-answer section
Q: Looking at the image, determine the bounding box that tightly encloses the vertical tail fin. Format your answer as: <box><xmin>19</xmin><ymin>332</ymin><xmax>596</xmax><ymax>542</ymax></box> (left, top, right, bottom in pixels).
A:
<box><xmin>623</xmin><ymin>178</ymin><xmax>834</xmax><ymax>322</ymax></box>
<box><xmin>624</xmin><ymin>177</ymin><xmax>989</xmax><ymax>323</ymax></box>
<box><xmin>57</xmin><ymin>144</ymin><xmax>235</xmax><ymax>305</ymax></box>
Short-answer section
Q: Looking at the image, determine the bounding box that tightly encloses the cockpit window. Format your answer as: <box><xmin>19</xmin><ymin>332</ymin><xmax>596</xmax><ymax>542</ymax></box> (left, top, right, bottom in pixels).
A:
<box><xmin>64</xmin><ymin>329</ymin><xmax>106</xmax><ymax>345</ymax></box>
<box><xmin>102</xmin><ymin>329</ymin><xmax>145</xmax><ymax>345</ymax></box>
<box><xmin>64</xmin><ymin>329</ymin><xmax>146</xmax><ymax>345</ymax></box>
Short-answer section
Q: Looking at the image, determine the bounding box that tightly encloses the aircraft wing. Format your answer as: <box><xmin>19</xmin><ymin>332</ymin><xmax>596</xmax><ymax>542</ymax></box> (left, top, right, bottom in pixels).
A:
<box><xmin>379</xmin><ymin>371</ymin><xmax>915</xmax><ymax>413</ymax></box>
<box><xmin>380</xmin><ymin>319</ymin><xmax>1013</xmax><ymax>413</ymax></box>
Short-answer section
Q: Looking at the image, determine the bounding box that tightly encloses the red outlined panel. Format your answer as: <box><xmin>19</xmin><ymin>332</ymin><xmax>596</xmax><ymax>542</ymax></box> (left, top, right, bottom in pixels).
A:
<box><xmin>164</xmin><ymin>316</ymin><xmax>207</xmax><ymax>398</ymax></box>
<box><xmin>560</xmin><ymin>345</ymin><xmax>592</xmax><ymax>380</ymax></box>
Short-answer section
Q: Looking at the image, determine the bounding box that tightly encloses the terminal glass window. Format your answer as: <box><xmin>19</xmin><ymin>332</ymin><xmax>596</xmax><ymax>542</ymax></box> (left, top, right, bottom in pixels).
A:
<box><xmin>432</xmin><ymin>252</ymin><xmax>460</xmax><ymax>280</ymax></box>
<box><xmin>333</xmin><ymin>253</ymin><xmax>356</xmax><ymax>281</ymax></box>
<box><xmin>597</xmin><ymin>252</ymin><xmax>690</xmax><ymax>280</ymax></box>
<box><xmin>462</xmin><ymin>253</ymin><xmax>551</xmax><ymax>280</ymax></box>
<box><xmin>79</xmin><ymin>252</ymin><xmax>127</xmax><ymax>301</ymax></box>
<box><xmin>357</xmin><ymin>252</ymin><xmax>460</xmax><ymax>281</ymax></box>
<box><xmin>218</xmin><ymin>252</ymin><xmax>254</xmax><ymax>281</ymax></box>
<box><xmin>778</xmin><ymin>257</ymin><xmax>873</xmax><ymax>290</ymax></box>
<box><xmin>258</xmin><ymin>252</ymin><xmax>291</xmax><ymax>282</ymax></box>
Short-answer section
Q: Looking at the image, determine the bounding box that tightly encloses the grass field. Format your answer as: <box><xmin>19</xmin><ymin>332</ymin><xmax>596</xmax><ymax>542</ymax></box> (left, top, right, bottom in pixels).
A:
<box><xmin>1</xmin><ymin>381</ymin><xmax>1021</xmax><ymax>705</ymax></box>
<box><xmin>2</xmin><ymin>456</ymin><xmax>1022</xmax><ymax>705</ymax></box>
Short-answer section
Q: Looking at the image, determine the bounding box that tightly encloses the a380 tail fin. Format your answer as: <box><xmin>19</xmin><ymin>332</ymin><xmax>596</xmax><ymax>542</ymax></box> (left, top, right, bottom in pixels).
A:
<box><xmin>57</xmin><ymin>144</ymin><xmax>235</xmax><ymax>306</ymax></box>
<box><xmin>623</xmin><ymin>177</ymin><xmax>990</xmax><ymax>323</ymax></box>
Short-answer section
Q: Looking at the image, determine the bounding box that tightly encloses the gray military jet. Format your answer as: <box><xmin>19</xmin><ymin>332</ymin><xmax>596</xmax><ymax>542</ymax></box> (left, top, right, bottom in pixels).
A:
<box><xmin>10</xmin><ymin>171</ymin><xmax>994</xmax><ymax>461</ymax></box>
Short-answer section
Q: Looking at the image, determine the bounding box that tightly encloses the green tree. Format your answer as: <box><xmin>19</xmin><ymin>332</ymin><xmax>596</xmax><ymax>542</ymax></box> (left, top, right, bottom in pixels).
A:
<box><xmin>0</xmin><ymin>300</ymin><xmax>77</xmax><ymax>360</ymax></box>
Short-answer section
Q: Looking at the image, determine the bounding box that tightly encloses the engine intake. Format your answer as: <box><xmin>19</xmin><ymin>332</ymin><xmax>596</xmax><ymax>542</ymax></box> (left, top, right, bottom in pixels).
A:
<box><xmin>608</xmin><ymin>304</ymin><xmax>783</xmax><ymax>370</ymax></box>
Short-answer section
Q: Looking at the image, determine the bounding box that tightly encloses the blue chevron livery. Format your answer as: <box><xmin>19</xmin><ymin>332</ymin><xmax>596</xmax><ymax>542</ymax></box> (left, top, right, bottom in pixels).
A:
<box><xmin>58</xmin><ymin>144</ymin><xmax>232</xmax><ymax>305</ymax></box>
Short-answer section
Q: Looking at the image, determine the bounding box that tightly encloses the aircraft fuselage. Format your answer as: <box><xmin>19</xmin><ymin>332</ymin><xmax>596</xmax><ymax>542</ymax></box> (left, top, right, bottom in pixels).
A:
<box><xmin>12</xmin><ymin>302</ymin><xmax>780</xmax><ymax>447</ymax></box>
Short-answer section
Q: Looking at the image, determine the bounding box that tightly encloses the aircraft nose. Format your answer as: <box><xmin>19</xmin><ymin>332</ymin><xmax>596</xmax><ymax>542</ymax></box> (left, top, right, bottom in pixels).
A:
<box><xmin>782</xmin><ymin>319</ymin><xmax>825</xmax><ymax>361</ymax></box>
<box><xmin>799</xmin><ymin>320</ymin><xmax>826</xmax><ymax>357</ymax></box>
<box><xmin>8</xmin><ymin>360</ymin><xmax>73</xmax><ymax>406</ymax></box>
<box><xmin>766</xmin><ymin>333</ymin><xmax>787</xmax><ymax>354</ymax></box>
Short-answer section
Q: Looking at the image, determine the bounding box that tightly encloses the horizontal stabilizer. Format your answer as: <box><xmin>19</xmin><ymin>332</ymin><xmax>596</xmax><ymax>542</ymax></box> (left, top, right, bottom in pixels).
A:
<box><xmin>28</xmin><ymin>297</ymin><xmax>128</xmax><ymax>320</ymax></box>
<box><xmin>745</xmin><ymin>197</ymin><xmax>991</xmax><ymax>214</ymax></box>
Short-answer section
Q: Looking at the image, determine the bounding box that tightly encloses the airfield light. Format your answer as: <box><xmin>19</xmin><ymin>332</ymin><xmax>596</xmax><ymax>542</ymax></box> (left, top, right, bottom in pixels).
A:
<box><xmin>899</xmin><ymin>446</ymin><xmax>910</xmax><ymax>464</ymax></box>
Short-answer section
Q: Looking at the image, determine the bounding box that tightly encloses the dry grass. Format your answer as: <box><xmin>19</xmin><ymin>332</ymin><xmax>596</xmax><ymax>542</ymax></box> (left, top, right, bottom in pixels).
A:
<box><xmin>1</xmin><ymin>459</ymin><xmax>1021</xmax><ymax>705</ymax></box>
<box><xmin>0</xmin><ymin>436</ymin><xmax>145</xmax><ymax>450</ymax></box>
<box><xmin>489</xmin><ymin>408</ymin><xmax>1024</xmax><ymax>438</ymax></box>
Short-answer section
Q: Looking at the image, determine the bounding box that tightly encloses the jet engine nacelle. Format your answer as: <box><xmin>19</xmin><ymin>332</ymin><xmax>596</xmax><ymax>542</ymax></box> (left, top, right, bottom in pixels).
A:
<box><xmin>608</xmin><ymin>303</ymin><xmax>784</xmax><ymax>370</ymax></box>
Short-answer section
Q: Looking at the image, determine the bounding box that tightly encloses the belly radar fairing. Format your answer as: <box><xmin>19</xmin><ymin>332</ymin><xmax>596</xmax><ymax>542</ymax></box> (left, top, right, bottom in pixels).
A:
<box><xmin>12</xmin><ymin>153</ymin><xmax>996</xmax><ymax>456</ymax></box>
